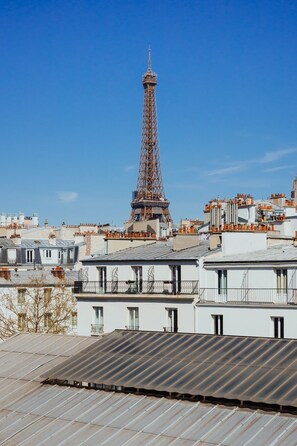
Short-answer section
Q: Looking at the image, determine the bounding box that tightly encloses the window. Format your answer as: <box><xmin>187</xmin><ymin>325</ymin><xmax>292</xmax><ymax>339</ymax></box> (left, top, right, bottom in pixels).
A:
<box><xmin>171</xmin><ymin>265</ymin><xmax>181</xmax><ymax>294</ymax></box>
<box><xmin>26</xmin><ymin>250</ymin><xmax>34</xmax><ymax>263</ymax></box>
<box><xmin>132</xmin><ymin>266</ymin><xmax>143</xmax><ymax>292</ymax></box>
<box><xmin>71</xmin><ymin>311</ymin><xmax>77</xmax><ymax>328</ymax></box>
<box><xmin>69</xmin><ymin>248</ymin><xmax>74</xmax><ymax>260</ymax></box>
<box><xmin>92</xmin><ymin>307</ymin><xmax>104</xmax><ymax>334</ymax></box>
<box><xmin>218</xmin><ymin>270</ymin><xmax>227</xmax><ymax>295</ymax></box>
<box><xmin>166</xmin><ymin>308</ymin><xmax>178</xmax><ymax>332</ymax></box>
<box><xmin>45</xmin><ymin>250</ymin><xmax>52</xmax><ymax>259</ymax></box>
<box><xmin>44</xmin><ymin>288</ymin><xmax>52</xmax><ymax>305</ymax></box>
<box><xmin>17</xmin><ymin>288</ymin><xmax>26</xmax><ymax>304</ymax></box>
<box><xmin>128</xmin><ymin>307</ymin><xmax>139</xmax><ymax>330</ymax></box>
<box><xmin>44</xmin><ymin>313</ymin><xmax>52</xmax><ymax>330</ymax></box>
<box><xmin>97</xmin><ymin>267</ymin><xmax>107</xmax><ymax>292</ymax></box>
<box><xmin>58</xmin><ymin>250</ymin><xmax>62</xmax><ymax>260</ymax></box>
<box><xmin>213</xmin><ymin>314</ymin><xmax>223</xmax><ymax>335</ymax></box>
<box><xmin>276</xmin><ymin>269</ymin><xmax>287</xmax><ymax>293</ymax></box>
<box><xmin>18</xmin><ymin>313</ymin><xmax>26</xmax><ymax>331</ymax></box>
<box><xmin>272</xmin><ymin>317</ymin><xmax>284</xmax><ymax>338</ymax></box>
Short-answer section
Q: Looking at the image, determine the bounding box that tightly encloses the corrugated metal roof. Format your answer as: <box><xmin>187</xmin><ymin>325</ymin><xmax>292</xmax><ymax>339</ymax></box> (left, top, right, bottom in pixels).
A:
<box><xmin>87</xmin><ymin>241</ymin><xmax>214</xmax><ymax>262</ymax></box>
<box><xmin>206</xmin><ymin>243</ymin><xmax>297</xmax><ymax>264</ymax></box>
<box><xmin>0</xmin><ymin>333</ymin><xmax>296</xmax><ymax>445</ymax></box>
<box><xmin>43</xmin><ymin>330</ymin><xmax>297</xmax><ymax>410</ymax></box>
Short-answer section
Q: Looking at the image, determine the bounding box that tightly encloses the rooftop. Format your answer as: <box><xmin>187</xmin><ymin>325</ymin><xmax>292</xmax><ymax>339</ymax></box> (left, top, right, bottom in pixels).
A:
<box><xmin>206</xmin><ymin>243</ymin><xmax>297</xmax><ymax>264</ymax></box>
<box><xmin>0</xmin><ymin>332</ymin><xmax>296</xmax><ymax>445</ymax></box>
<box><xmin>87</xmin><ymin>240</ymin><xmax>216</xmax><ymax>262</ymax></box>
<box><xmin>44</xmin><ymin>330</ymin><xmax>297</xmax><ymax>413</ymax></box>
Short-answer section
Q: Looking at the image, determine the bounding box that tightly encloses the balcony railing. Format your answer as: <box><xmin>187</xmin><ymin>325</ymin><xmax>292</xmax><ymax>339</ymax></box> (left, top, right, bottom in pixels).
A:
<box><xmin>125</xmin><ymin>325</ymin><xmax>139</xmax><ymax>331</ymax></box>
<box><xmin>163</xmin><ymin>327</ymin><xmax>178</xmax><ymax>332</ymax></box>
<box><xmin>91</xmin><ymin>324</ymin><xmax>104</xmax><ymax>335</ymax></box>
<box><xmin>199</xmin><ymin>288</ymin><xmax>297</xmax><ymax>305</ymax></box>
<box><xmin>74</xmin><ymin>280</ymin><xmax>198</xmax><ymax>295</ymax></box>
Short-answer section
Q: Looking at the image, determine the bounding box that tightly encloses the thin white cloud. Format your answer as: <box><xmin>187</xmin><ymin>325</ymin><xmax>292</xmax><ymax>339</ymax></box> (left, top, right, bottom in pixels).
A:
<box><xmin>124</xmin><ymin>165</ymin><xmax>136</xmax><ymax>172</ymax></box>
<box><xmin>263</xmin><ymin>164</ymin><xmax>297</xmax><ymax>173</ymax></box>
<box><xmin>205</xmin><ymin>163</ymin><xmax>246</xmax><ymax>176</ymax></box>
<box><xmin>205</xmin><ymin>147</ymin><xmax>297</xmax><ymax>177</ymax></box>
<box><xmin>58</xmin><ymin>191</ymin><xmax>78</xmax><ymax>203</ymax></box>
<box><xmin>260</xmin><ymin>148</ymin><xmax>297</xmax><ymax>163</ymax></box>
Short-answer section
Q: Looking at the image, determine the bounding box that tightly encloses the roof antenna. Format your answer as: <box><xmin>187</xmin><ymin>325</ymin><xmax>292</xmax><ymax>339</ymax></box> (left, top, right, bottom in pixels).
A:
<box><xmin>148</xmin><ymin>46</ymin><xmax>152</xmax><ymax>72</ymax></box>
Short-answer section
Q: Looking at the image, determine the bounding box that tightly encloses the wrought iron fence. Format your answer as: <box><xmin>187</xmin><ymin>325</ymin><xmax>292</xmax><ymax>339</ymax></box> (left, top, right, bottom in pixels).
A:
<box><xmin>74</xmin><ymin>280</ymin><xmax>198</xmax><ymax>295</ymax></box>
<box><xmin>90</xmin><ymin>324</ymin><xmax>104</xmax><ymax>335</ymax></box>
<box><xmin>198</xmin><ymin>288</ymin><xmax>297</xmax><ymax>304</ymax></box>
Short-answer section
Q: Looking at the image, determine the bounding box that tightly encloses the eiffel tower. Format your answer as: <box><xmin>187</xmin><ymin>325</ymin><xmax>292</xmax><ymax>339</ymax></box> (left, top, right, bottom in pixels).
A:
<box><xmin>130</xmin><ymin>49</ymin><xmax>171</xmax><ymax>224</ymax></box>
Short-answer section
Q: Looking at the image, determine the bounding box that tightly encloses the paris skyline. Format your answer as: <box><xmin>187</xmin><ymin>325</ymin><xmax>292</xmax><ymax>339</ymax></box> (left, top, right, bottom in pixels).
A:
<box><xmin>1</xmin><ymin>0</ymin><xmax>297</xmax><ymax>225</ymax></box>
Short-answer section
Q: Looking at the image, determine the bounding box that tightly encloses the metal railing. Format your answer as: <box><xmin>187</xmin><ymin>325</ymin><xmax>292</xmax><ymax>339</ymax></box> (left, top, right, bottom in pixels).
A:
<box><xmin>91</xmin><ymin>324</ymin><xmax>104</xmax><ymax>335</ymax></box>
<box><xmin>199</xmin><ymin>288</ymin><xmax>297</xmax><ymax>305</ymax></box>
<box><xmin>125</xmin><ymin>325</ymin><xmax>139</xmax><ymax>331</ymax></box>
<box><xmin>163</xmin><ymin>327</ymin><xmax>178</xmax><ymax>332</ymax></box>
<box><xmin>74</xmin><ymin>280</ymin><xmax>198</xmax><ymax>295</ymax></box>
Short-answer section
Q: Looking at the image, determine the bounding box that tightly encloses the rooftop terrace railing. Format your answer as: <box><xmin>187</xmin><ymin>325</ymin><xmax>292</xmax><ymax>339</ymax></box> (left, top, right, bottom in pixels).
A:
<box><xmin>74</xmin><ymin>280</ymin><xmax>198</xmax><ymax>295</ymax></box>
<box><xmin>198</xmin><ymin>288</ymin><xmax>297</xmax><ymax>305</ymax></box>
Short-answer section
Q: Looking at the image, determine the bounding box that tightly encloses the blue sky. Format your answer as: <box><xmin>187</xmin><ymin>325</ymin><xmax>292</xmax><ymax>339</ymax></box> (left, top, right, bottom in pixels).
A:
<box><xmin>1</xmin><ymin>0</ymin><xmax>297</xmax><ymax>225</ymax></box>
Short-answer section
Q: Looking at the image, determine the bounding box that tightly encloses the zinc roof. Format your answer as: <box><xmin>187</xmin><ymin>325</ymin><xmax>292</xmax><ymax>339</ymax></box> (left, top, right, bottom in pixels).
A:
<box><xmin>0</xmin><ymin>333</ymin><xmax>296</xmax><ymax>445</ymax></box>
<box><xmin>0</xmin><ymin>269</ymin><xmax>79</xmax><ymax>286</ymax></box>
<box><xmin>206</xmin><ymin>243</ymin><xmax>297</xmax><ymax>264</ymax></box>
<box><xmin>21</xmin><ymin>239</ymin><xmax>76</xmax><ymax>248</ymax></box>
<box><xmin>44</xmin><ymin>330</ymin><xmax>297</xmax><ymax>410</ymax></box>
<box><xmin>87</xmin><ymin>240</ymin><xmax>214</xmax><ymax>263</ymax></box>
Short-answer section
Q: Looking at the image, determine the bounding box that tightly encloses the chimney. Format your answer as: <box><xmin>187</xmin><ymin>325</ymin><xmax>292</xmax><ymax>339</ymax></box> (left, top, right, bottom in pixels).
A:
<box><xmin>172</xmin><ymin>233</ymin><xmax>200</xmax><ymax>251</ymax></box>
<box><xmin>51</xmin><ymin>266</ymin><xmax>65</xmax><ymax>280</ymax></box>
<box><xmin>48</xmin><ymin>234</ymin><xmax>57</xmax><ymax>246</ymax></box>
<box><xmin>10</xmin><ymin>234</ymin><xmax>21</xmax><ymax>246</ymax></box>
<box><xmin>0</xmin><ymin>268</ymin><xmax>11</xmax><ymax>281</ymax></box>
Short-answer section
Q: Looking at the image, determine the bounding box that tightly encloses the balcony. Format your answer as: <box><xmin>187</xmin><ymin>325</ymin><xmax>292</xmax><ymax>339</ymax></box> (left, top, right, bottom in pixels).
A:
<box><xmin>91</xmin><ymin>324</ymin><xmax>104</xmax><ymax>335</ymax></box>
<box><xmin>125</xmin><ymin>325</ymin><xmax>139</xmax><ymax>331</ymax></box>
<box><xmin>74</xmin><ymin>280</ymin><xmax>198</xmax><ymax>295</ymax></box>
<box><xmin>198</xmin><ymin>288</ymin><xmax>297</xmax><ymax>305</ymax></box>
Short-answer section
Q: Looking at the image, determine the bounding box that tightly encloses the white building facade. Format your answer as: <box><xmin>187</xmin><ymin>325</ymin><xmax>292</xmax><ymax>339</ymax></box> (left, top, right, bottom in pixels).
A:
<box><xmin>75</xmin><ymin>232</ymin><xmax>297</xmax><ymax>339</ymax></box>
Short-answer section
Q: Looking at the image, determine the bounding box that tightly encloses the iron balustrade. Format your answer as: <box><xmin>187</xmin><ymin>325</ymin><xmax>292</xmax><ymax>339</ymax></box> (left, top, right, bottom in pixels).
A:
<box><xmin>91</xmin><ymin>324</ymin><xmax>104</xmax><ymax>335</ymax></box>
<box><xmin>163</xmin><ymin>327</ymin><xmax>177</xmax><ymax>333</ymax></box>
<box><xmin>125</xmin><ymin>325</ymin><xmax>139</xmax><ymax>331</ymax></box>
<box><xmin>74</xmin><ymin>280</ymin><xmax>198</xmax><ymax>295</ymax></box>
<box><xmin>198</xmin><ymin>288</ymin><xmax>297</xmax><ymax>305</ymax></box>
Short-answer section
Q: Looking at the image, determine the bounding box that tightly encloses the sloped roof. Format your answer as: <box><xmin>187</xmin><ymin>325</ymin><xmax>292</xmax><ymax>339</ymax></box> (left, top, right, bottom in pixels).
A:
<box><xmin>0</xmin><ymin>269</ymin><xmax>79</xmax><ymax>286</ymax></box>
<box><xmin>86</xmin><ymin>240</ymin><xmax>215</xmax><ymax>262</ymax></box>
<box><xmin>206</xmin><ymin>243</ymin><xmax>297</xmax><ymax>264</ymax></box>
<box><xmin>21</xmin><ymin>239</ymin><xmax>77</xmax><ymax>248</ymax></box>
<box><xmin>43</xmin><ymin>330</ymin><xmax>297</xmax><ymax>411</ymax></box>
<box><xmin>0</xmin><ymin>332</ymin><xmax>296</xmax><ymax>445</ymax></box>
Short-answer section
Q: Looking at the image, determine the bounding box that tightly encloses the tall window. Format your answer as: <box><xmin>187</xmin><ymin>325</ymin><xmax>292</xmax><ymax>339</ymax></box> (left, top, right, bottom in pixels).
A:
<box><xmin>276</xmin><ymin>269</ymin><xmax>287</xmax><ymax>293</ymax></box>
<box><xmin>128</xmin><ymin>307</ymin><xmax>139</xmax><ymax>330</ymax></box>
<box><xmin>272</xmin><ymin>317</ymin><xmax>284</xmax><ymax>338</ymax></box>
<box><xmin>132</xmin><ymin>266</ymin><xmax>143</xmax><ymax>292</ymax></box>
<box><xmin>26</xmin><ymin>250</ymin><xmax>34</xmax><ymax>263</ymax></box>
<box><xmin>166</xmin><ymin>308</ymin><xmax>178</xmax><ymax>332</ymax></box>
<box><xmin>44</xmin><ymin>288</ymin><xmax>52</xmax><ymax>305</ymax></box>
<box><xmin>97</xmin><ymin>267</ymin><xmax>107</xmax><ymax>293</ymax></box>
<box><xmin>17</xmin><ymin>288</ymin><xmax>26</xmax><ymax>305</ymax></box>
<box><xmin>18</xmin><ymin>313</ymin><xmax>26</xmax><ymax>331</ymax></box>
<box><xmin>218</xmin><ymin>270</ymin><xmax>227</xmax><ymax>295</ymax></box>
<box><xmin>213</xmin><ymin>314</ymin><xmax>223</xmax><ymax>335</ymax></box>
<box><xmin>92</xmin><ymin>307</ymin><xmax>104</xmax><ymax>334</ymax></box>
<box><xmin>44</xmin><ymin>313</ymin><xmax>52</xmax><ymax>330</ymax></box>
<box><xmin>71</xmin><ymin>312</ymin><xmax>77</xmax><ymax>329</ymax></box>
<box><xmin>171</xmin><ymin>265</ymin><xmax>181</xmax><ymax>294</ymax></box>
<box><xmin>45</xmin><ymin>250</ymin><xmax>52</xmax><ymax>259</ymax></box>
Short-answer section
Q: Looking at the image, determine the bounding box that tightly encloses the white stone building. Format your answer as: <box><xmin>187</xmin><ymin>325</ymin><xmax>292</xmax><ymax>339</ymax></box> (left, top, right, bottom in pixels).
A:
<box><xmin>75</xmin><ymin>231</ymin><xmax>297</xmax><ymax>339</ymax></box>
